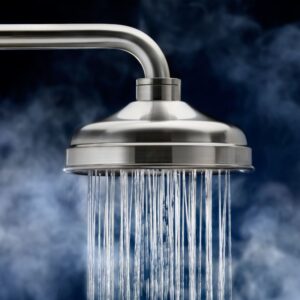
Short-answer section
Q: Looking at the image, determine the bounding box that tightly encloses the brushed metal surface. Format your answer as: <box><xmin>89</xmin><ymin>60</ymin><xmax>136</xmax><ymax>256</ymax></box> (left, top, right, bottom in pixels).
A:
<box><xmin>0</xmin><ymin>24</ymin><xmax>170</xmax><ymax>78</ymax></box>
<box><xmin>66</xmin><ymin>100</ymin><xmax>253</xmax><ymax>173</ymax></box>
<box><xmin>70</xmin><ymin>101</ymin><xmax>247</xmax><ymax>145</ymax></box>
<box><xmin>65</xmin><ymin>144</ymin><xmax>252</xmax><ymax>174</ymax></box>
<box><xmin>136</xmin><ymin>78</ymin><xmax>181</xmax><ymax>101</ymax></box>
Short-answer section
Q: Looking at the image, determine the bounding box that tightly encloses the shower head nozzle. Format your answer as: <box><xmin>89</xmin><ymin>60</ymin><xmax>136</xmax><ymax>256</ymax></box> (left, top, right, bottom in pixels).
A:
<box><xmin>65</xmin><ymin>78</ymin><xmax>253</xmax><ymax>174</ymax></box>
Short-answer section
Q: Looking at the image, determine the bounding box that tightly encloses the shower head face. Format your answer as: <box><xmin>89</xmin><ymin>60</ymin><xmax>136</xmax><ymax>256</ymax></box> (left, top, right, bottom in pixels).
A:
<box><xmin>65</xmin><ymin>96</ymin><xmax>253</xmax><ymax>174</ymax></box>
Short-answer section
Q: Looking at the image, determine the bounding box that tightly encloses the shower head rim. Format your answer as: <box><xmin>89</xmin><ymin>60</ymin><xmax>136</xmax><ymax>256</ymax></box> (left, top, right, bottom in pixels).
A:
<box><xmin>64</xmin><ymin>165</ymin><xmax>254</xmax><ymax>175</ymax></box>
<box><xmin>65</xmin><ymin>143</ymin><xmax>252</xmax><ymax>174</ymax></box>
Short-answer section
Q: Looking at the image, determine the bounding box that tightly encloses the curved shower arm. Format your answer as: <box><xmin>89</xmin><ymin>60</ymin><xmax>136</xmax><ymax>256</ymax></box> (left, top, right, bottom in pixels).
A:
<box><xmin>0</xmin><ymin>24</ymin><xmax>170</xmax><ymax>78</ymax></box>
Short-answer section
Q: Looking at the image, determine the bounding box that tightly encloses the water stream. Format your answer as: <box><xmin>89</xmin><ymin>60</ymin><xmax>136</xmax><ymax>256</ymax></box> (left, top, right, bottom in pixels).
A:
<box><xmin>87</xmin><ymin>170</ymin><xmax>232</xmax><ymax>300</ymax></box>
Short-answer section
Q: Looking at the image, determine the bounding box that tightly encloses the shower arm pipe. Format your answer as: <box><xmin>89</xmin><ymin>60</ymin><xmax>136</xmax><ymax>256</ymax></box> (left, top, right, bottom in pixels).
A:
<box><xmin>0</xmin><ymin>23</ymin><xmax>170</xmax><ymax>78</ymax></box>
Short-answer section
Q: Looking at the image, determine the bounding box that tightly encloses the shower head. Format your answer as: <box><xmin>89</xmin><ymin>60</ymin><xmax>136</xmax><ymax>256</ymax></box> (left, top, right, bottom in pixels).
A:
<box><xmin>65</xmin><ymin>77</ymin><xmax>252</xmax><ymax>173</ymax></box>
<box><xmin>59</xmin><ymin>28</ymin><xmax>252</xmax><ymax>173</ymax></box>
<box><xmin>0</xmin><ymin>23</ymin><xmax>252</xmax><ymax>173</ymax></box>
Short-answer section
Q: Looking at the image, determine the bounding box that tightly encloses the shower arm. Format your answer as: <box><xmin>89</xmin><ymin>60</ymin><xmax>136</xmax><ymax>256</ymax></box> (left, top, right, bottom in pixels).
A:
<box><xmin>0</xmin><ymin>24</ymin><xmax>170</xmax><ymax>78</ymax></box>
<box><xmin>0</xmin><ymin>24</ymin><xmax>180</xmax><ymax>100</ymax></box>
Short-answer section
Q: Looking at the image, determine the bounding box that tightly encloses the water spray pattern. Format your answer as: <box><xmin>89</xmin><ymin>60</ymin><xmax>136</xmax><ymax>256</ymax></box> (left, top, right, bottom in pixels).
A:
<box><xmin>87</xmin><ymin>170</ymin><xmax>232</xmax><ymax>300</ymax></box>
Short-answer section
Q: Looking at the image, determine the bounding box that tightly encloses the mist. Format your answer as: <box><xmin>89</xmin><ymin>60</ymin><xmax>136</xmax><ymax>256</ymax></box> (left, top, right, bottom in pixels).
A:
<box><xmin>0</xmin><ymin>0</ymin><xmax>300</xmax><ymax>299</ymax></box>
<box><xmin>0</xmin><ymin>85</ymin><xmax>105</xmax><ymax>299</ymax></box>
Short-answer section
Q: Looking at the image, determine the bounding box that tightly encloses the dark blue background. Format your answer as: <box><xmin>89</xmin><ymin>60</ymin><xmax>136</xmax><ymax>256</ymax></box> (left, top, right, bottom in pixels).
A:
<box><xmin>0</xmin><ymin>0</ymin><xmax>300</xmax><ymax>299</ymax></box>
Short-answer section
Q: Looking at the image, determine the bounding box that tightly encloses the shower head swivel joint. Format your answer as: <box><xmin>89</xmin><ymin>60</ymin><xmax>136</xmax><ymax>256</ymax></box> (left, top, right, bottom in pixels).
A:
<box><xmin>0</xmin><ymin>23</ymin><xmax>252</xmax><ymax>173</ymax></box>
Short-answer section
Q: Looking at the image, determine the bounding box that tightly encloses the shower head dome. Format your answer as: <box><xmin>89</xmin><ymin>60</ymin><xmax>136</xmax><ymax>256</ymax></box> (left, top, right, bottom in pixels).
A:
<box><xmin>65</xmin><ymin>79</ymin><xmax>252</xmax><ymax>174</ymax></box>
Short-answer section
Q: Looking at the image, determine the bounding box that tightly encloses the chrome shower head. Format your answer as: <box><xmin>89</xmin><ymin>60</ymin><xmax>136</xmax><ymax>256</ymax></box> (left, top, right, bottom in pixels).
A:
<box><xmin>65</xmin><ymin>77</ymin><xmax>252</xmax><ymax>174</ymax></box>
<box><xmin>0</xmin><ymin>24</ymin><xmax>252</xmax><ymax>172</ymax></box>
<box><xmin>0</xmin><ymin>23</ymin><xmax>252</xmax><ymax>173</ymax></box>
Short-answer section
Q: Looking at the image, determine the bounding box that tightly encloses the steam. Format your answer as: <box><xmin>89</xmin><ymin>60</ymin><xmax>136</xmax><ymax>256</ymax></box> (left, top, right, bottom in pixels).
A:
<box><xmin>0</xmin><ymin>86</ymin><xmax>104</xmax><ymax>299</ymax></box>
<box><xmin>234</xmin><ymin>182</ymin><xmax>300</xmax><ymax>300</ymax></box>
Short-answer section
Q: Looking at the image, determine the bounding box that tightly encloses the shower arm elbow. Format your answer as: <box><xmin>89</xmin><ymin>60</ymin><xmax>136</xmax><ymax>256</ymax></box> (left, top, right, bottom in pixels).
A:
<box><xmin>0</xmin><ymin>23</ymin><xmax>170</xmax><ymax>78</ymax></box>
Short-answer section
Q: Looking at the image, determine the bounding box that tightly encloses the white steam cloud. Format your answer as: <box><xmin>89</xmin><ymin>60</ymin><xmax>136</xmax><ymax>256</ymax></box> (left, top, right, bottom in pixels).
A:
<box><xmin>0</xmin><ymin>85</ymin><xmax>104</xmax><ymax>299</ymax></box>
